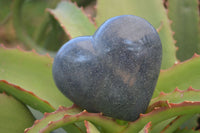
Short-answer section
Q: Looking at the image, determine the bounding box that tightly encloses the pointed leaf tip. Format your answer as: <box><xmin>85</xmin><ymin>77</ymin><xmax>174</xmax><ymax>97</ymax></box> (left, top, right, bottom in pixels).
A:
<box><xmin>47</xmin><ymin>1</ymin><xmax>96</xmax><ymax>39</ymax></box>
<box><xmin>85</xmin><ymin>120</ymin><xmax>101</xmax><ymax>133</ymax></box>
<box><xmin>144</xmin><ymin>122</ymin><xmax>152</xmax><ymax>133</ymax></box>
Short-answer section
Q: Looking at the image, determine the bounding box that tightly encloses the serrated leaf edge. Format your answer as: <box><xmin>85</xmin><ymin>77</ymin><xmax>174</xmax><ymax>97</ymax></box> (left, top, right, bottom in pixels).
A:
<box><xmin>123</xmin><ymin>101</ymin><xmax>200</xmax><ymax>133</ymax></box>
<box><xmin>160</xmin><ymin>53</ymin><xmax>200</xmax><ymax>72</ymax></box>
<box><xmin>24</xmin><ymin>104</ymin><xmax>81</xmax><ymax>133</ymax></box>
<box><xmin>46</xmin><ymin>1</ymin><xmax>96</xmax><ymax>40</ymax></box>
<box><xmin>26</xmin><ymin>105</ymin><xmax>124</xmax><ymax>133</ymax></box>
<box><xmin>40</xmin><ymin>109</ymin><xmax>124</xmax><ymax>133</ymax></box>
<box><xmin>149</xmin><ymin>87</ymin><xmax>200</xmax><ymax>112</ymax></box>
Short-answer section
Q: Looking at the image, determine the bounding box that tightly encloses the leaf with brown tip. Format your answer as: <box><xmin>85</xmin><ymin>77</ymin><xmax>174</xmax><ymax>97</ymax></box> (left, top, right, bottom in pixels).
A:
<box><xmin>139</xmin><ymin>122</ymin><xmax>152</xmax><ymax>133</ymax></box>
<box><xmin>47</xmin><ymin>1</ymin><xmax>96</xmax><ymax>39</ymax></box>
<box><xmin>84</xmin><ymin>121</ymin><xmax>100</xmax><ymax>133</ymax></box>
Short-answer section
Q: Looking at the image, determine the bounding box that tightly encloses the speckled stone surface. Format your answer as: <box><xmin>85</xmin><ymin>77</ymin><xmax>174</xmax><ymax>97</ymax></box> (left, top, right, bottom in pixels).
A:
<box><xmin>52</xmin><ymin>15</ymin><xmax>162</xmax><ymax>121</ymax></box>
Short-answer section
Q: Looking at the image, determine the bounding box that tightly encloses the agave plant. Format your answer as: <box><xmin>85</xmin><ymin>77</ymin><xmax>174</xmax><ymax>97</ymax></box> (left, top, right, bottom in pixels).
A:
<box><xmin>0</xmin><ymin>0</ymin><xmax>200</xmax><ymax>132</ymax></box>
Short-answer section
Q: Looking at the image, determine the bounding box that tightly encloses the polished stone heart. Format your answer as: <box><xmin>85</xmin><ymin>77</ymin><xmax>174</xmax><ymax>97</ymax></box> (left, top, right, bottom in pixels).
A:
<box><xmin>53</xmin><ymin>15</ymin><xmax>162</xmax><ymax>121</ymax></box>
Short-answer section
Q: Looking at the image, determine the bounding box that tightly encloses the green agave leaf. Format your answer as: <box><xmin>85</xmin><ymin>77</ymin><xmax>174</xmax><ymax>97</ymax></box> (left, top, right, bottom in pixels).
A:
<box><xmin>0</xmin><ymin>93</ymin><xmax>35</xmax><ymax>133</ymax></box>
<box><xmin>96</xmin><ymin>0</ymin><xmax>177</xmax><ymax>69</ymax></box>
<box><xmin>168</xmin><ymin>0</ymin><xmax>200</xmax><ymax>61</ymax></box>
<box><xmin>123</xmin><ymin>101</ymin><xmax>200</xmax><ymax>133</ymax></box>
<box><xmin>84</xmin><ymin>121</ymin><xmax>100</xmax><ymax>133</ymax></box>
<box><xmin>123</xmin><ymin>88</ymin><xmax>200</xmax><ymax>132</ymax></box>
<box><xmin>25</xmin><ymin>105</ymin><xmax>83</xmax><ymax>133</ymax></box>
<box><xmin>148</xmin><ymin>88</ymin><xmax>200</xmax><ymax>132</ymax></box>
<box><xmin>150</xmin><ymin>88</ymin><xmax>200</xmax><ymax>108</ymax></box>
<box><xmin>0</xmin><ymin>46</ymin><xmax>84</xmax><ymax>133</ymax></box>
<box><xmin>0</xmin><ymin>45</ymin><xmax>72</xmax><ymax>109</ymax></box>
<box><xmin>47</xmin><ymin>1</ymin><xmax>96</xmax><ymax>39</ymax></box>
<box><xmin>26</xmin><ymin>88</ymin><xmax>200</xmax><ymax>133</ymax></box>
<box><xmin>0</xmin><ymin>80</ymin><xmax>55</xmax><ymax>113</ymax></box>
<box><xmin>26</xmin><ymin>106</ymin><xmax>124</xmax><ymax>133</ymax></box>
<box><xmin>154</xmin><ymin>54</ymin><xmax>200</xmax><ymax>97</ymax></box>
<box><xmin>148</xmin><ymin>87</ymin><xmax>200</xmax><ymax>132</ymax></box>
<box><xmin>26</xmin><ymin>101</ymin><xmax>200</xmax><ymax>133</ymax></box>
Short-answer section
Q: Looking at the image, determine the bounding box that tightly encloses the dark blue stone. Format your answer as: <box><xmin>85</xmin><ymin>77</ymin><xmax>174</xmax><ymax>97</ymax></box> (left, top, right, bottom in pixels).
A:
<box><xmin>53</xmin><ymin>15</ymin><xmax>162</xmax><ymax>121</ymax></box>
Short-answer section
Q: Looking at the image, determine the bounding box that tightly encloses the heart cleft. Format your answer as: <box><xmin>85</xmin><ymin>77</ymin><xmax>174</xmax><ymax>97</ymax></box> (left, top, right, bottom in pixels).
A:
<box><xmin>52</xmin><ymin>15</ymin><xmax>162</xmax><ymax>121</ymax></box>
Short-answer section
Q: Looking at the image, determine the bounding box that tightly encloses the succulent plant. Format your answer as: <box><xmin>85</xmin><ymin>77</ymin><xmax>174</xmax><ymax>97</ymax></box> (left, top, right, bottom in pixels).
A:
<box><xmin>0</xmin><ymin>0</ymin><xmax>200</xmax><ymax>133</ymax></box>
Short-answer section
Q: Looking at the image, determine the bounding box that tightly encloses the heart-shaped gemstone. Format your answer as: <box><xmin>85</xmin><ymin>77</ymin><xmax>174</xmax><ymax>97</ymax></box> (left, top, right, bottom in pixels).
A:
<box><xmin>53</xmin><ymin>15</ymin><xmax>162</xmax><ymax>121</ymax></box>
